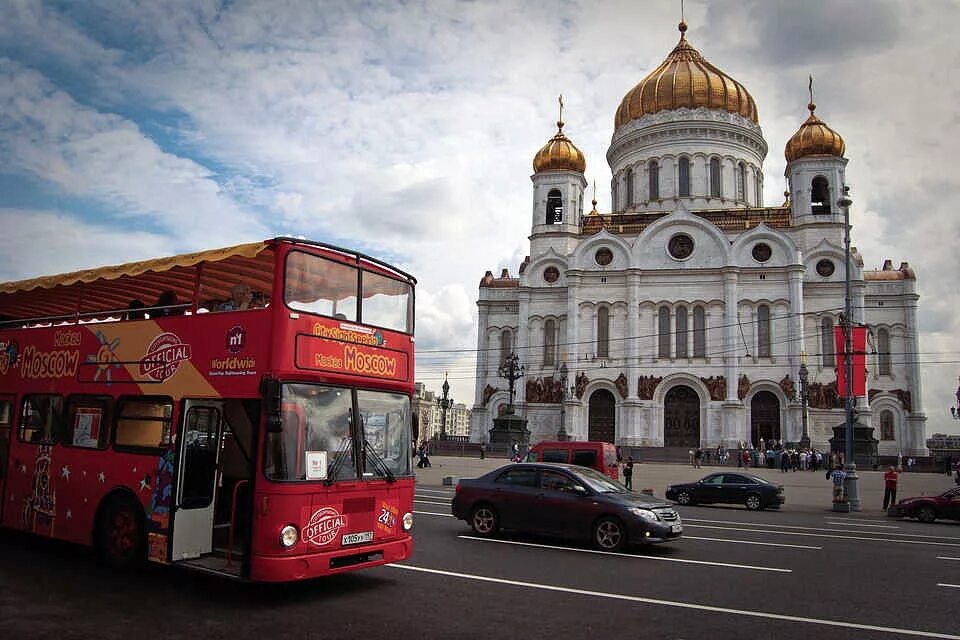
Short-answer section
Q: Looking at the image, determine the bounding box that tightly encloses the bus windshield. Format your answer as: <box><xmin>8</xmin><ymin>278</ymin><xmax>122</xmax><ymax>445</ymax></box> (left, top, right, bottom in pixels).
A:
<box><xmin>283</xmin><ymin>250</ymin><xmax>413</xmax><ymax>333</ymax></box>
<box><xmin>264</xmin><ymin>383</ymin><xmax>411</xmax><ymax>482</ymax></box>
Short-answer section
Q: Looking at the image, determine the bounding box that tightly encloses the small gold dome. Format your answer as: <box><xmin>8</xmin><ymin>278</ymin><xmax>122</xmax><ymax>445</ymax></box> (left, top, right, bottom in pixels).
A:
<box><xmin>533</xmin><ymin>121</ymin><xmax>586</xmax><ymax>174</ymax></box>
<box><xmin>615</xmin><ymin>22</ymin><xmax>758</xmax><ymax>130</ymax></box>
<box><xmin>784</xmin><ymin>103</ymin><xmax>845</xmax><ymax>163</ymax></box>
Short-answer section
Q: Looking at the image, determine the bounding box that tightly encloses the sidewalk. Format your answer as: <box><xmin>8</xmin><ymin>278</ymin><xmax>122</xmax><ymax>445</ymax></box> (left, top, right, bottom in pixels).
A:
<box><xmin>415</xmin><ymin>456</ymin><xmax>956</xmax><ymax>514</ymax></box>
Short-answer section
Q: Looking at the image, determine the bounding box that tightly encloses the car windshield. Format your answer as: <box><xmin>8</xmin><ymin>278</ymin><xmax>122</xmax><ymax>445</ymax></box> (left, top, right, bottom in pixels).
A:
<box><xmin>569</xmin><ymin>466</ymin><xmax>627</xmax><ymax>493</ymax></box>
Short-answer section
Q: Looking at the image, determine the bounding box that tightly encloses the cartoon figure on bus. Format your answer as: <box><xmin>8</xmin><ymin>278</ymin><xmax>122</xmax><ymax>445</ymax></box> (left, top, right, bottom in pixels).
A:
<box><xmin>21</xmin><ymin>445</ymin><xmax>56</xmax><ymax>535</ymax></box>
<box><xmin>147</xmin><ymin>448</ymin><xmax>176</xmax><ymax>530</ymax></box>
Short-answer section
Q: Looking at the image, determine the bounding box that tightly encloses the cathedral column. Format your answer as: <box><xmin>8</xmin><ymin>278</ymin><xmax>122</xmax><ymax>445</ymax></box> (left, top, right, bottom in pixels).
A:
<box><xmin>626</xmin><ymin>273</ymin><xmax>640</xmax><ymax>397</ymax></box>
<box><xmin>723</xmin><ymin>271</ymin><xmax>739</xmax><ymax>401</ymax></box>
<box><xmin>474</xmin><ymin>308</ymin><xmax>489</xmax><ymax>405</ymax></box>
<box><xmin>566</xmin><ymin>275</ymin><xmax>580</xmax><ymax>368</ymax></box>
<box><xmin>788</xmin><ymin>264</ymin><xmax>804</xmax><ymax>366</ymax></box>
<box><xmin>517</xmin><ymin>291</ymin><xmax>530</xmax><ymax>405</ymax></box>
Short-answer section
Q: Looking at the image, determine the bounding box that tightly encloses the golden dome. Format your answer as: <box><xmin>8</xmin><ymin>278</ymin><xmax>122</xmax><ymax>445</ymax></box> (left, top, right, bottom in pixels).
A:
<box><xmin>784</xmin><ymin>103</ymin><xmax>845</xmax><ymax>163</ymax></box>
<box><xmin>533</xmin><ymin>120</ymin><xmax>586</xmax><ymax>174</ymax></box>
<box><xmin>615</xmin><ymin>22</ymin><xmax>758</xmax><ymax>130</ymax></box>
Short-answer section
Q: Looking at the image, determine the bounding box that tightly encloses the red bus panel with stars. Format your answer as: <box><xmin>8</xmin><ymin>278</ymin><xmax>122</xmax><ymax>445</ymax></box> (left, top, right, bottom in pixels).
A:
<box><xmin>0</xmin><ymin>237</ymin><xmax>416</xmax><ymax>582</ymax></box>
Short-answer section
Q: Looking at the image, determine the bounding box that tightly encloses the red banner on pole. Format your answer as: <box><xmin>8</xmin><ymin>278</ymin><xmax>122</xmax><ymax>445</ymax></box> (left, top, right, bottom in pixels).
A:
<box><xmin>834</xmin><ymin>325</ymin><xmax>867</xmax><ymax>397</ymax></box>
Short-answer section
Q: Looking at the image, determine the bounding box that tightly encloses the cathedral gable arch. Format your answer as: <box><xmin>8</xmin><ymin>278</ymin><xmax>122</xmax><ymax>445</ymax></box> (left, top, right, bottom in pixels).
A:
<box><xmin>730</xmin><ymin>225</ymin><xmax>798</xmax><ymax>268</ymax></box>
<box><xmin>633</xmin><ymin>207</ymin><xmax>731</xmax><ymax>268</ymax></box>
<box><xmin>572</xmin><ymin>230</ymin><xmax>631</xmax><ymax>270</ymax></box>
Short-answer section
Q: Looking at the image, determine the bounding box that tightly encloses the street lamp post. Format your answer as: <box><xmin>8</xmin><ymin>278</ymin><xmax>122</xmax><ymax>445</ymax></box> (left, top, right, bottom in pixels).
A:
<box><xmin>557</xmin><ymin>362</ymin><xmax>569</xmax><ymax>441</ymax></box>
<box><xmin>437</xmin><ymin>373</ymin><xmax>452</xmax><ymax>440</ymax></box>
<box><xmin>839</xmin><ymin>186</ymin><xmax>860</xmax><ymax>511</ymax></box>
<box><xmin>497</xmin><ymin>353</ymin><xmax>525</xmax><ymax>415</ymax></box>
<box><xmin>798</xmin><ymin>357</ymin><xmax>810</xmax><ymax>451</ymax></box>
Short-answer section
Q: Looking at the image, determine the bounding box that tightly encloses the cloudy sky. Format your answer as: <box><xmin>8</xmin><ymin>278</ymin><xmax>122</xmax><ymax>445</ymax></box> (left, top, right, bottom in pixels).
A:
<box><xmin>1</xmin><ymin>0</ymin><xmax>958</xmax><ymax>435</ymax></box>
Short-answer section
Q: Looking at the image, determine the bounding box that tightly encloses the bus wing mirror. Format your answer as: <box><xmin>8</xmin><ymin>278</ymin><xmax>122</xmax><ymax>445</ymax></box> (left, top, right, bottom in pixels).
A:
<box><xmin>261</xmin><ymin>376</ymin><xmax>283</xmax><ymax>432</ymax></box>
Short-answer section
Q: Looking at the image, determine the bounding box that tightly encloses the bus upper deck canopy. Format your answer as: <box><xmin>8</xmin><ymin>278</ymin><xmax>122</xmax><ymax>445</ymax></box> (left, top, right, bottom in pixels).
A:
<box><xmin>0</xmin><ymin>237</ymin><xmax>415</xmax><ymax>326</ymax></box>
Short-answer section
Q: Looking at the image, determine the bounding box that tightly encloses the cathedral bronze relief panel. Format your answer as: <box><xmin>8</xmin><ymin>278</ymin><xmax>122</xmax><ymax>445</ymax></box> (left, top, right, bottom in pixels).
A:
<box><xmin>594</xmin><ymin>247</ymin><xmax>613</xmax><ymax>266</ymax></box>
<box><xmin>668</xmin><ymin>233</ymin><xmax>694</xmax><ymax>260</ymax></box>
<box><xmin>525</xmin><ymin>376</ymin><xmax>563</xmax><ymax>403</ymax></box>
<box><xmin>637</xmin><ymin>375</ymin><xmax>663</xmax><ymax>400</ymax></box>
<box><xmin>752</xmin><ymin>242</ymin><xmax>772</xmax><ymax>262</ymax></box>
<box><xmin>588</xmin><ymin>389</ymin><xmax>616</xmax><ymax>444</ymax></box>
<box><xmin>816</xmin><ymin>259</ymin><xmax>835</xmax><ymax>277</ymax></box>
<box><xmin>700</xmin><ymin>375</ymin><xmax>726</xmax><ymax>401</ymax></box>
<box><xmin>664</xmin><ymin>385</ymin><xmax>700</xmax><ymax>447</ymax></box>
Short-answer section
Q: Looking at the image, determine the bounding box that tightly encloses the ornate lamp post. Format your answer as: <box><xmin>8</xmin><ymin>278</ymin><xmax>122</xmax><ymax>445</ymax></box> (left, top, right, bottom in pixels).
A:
<box><xmin>798</xmin><ymin>357</ymin><xmax>810</xmax><ymax>450</ymax></box>
<box><xmin>839</xmin><ymin>186</ymin><xmax>860</xmax><ymax>511</ymax></box>
<box><xmin>497</xmin><ymin>353</ymin><xmax>525</xmax><ymax>415</ymax></box>
<box><xmin>437</xmin><ymin>373</ymin><xmax>452</xmax><ymax>440</ymax></box>
<box><xmin>557</xmin><ymin>362</ymin><xmax>569</xmax><ymax>441</ymax></box>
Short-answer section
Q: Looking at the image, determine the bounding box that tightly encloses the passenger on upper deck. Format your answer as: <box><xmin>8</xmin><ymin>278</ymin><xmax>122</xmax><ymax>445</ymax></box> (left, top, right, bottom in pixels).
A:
<box><xmin>219</xmin><ymin>283</ymin><xmax>254</xmax><ymax>311</ymax></box>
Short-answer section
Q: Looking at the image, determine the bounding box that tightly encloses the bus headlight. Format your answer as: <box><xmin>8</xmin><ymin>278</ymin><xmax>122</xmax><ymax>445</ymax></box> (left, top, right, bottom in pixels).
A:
<box><xmin>402</xmin><ymin>512</ymin><xmax>414</xmax><ymax>531</ymax></box>
<box><xmin>280</xmin><ymin>524</ymin><xmax>299</xmax><ymax>548</ymax></box>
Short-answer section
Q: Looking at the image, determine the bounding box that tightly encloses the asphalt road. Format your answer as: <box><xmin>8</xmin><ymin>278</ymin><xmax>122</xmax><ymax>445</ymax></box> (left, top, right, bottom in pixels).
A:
<box><xmin>1</xmin><ymin>463</ymin><xmax>958</xmax><ymax>640</ymax></box>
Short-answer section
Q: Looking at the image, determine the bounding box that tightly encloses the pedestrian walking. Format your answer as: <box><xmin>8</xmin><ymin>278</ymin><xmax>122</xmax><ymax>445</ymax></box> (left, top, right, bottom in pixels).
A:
<box><xmin>693</xmin><ymin>447</ymin><xmax>702</xmax><ymax>469</ymax></box>
<box><xmin>882</xmin><ymin>465</ymin><xmax>899</xmax><ymax>511</ymax></box>
<box><xmin>479</xmin><ymin>441</ymin><xmax>487</xmax><ymax>460</ymax></box>
<box><xmin>623</xmin><ymin>456</ymin><xmax>634</xmax><ymax>491</ymax></box>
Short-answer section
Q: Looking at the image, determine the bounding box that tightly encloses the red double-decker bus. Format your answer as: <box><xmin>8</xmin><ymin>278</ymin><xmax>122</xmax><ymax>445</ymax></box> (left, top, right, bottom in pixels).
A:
<box><xmin>0</xmin><ymin>237</ymin><xmax>416</xmax><ymax>581</ymax></box>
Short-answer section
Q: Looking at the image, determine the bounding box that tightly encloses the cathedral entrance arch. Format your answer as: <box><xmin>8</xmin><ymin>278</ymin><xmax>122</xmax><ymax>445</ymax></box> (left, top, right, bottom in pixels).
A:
<box><xmin>750</xmin><ymin>391</ymin><xmax>780</xmax><ymax>446</ymax></box>
<box><xmin>587</xmin><ymin>389</ymin><xmax>616</xmax><ymax>443</ymax></box>
<box><xmin>664</xmin><ymin>385</ymin><xmax>700</xmax><ymax>447</ymax></box>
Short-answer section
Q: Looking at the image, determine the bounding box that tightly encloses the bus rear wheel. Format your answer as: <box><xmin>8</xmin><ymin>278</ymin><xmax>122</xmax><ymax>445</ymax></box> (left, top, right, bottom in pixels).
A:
<box><xmin>96</xmin><ymin>497</ymin><xmax>146</xmax><ymax>569</ymax></box>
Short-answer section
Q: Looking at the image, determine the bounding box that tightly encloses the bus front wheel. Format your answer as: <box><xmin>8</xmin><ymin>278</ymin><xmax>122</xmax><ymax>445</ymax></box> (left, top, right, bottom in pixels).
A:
<box><xmin>95</xmin><ymin>497</ymin><xmax>146</xmax><ymax>568</ymax></box>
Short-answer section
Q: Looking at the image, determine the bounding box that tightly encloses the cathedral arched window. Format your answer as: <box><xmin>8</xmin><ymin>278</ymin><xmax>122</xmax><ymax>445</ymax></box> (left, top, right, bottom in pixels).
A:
<box><xmin>693</xmin><ymin>305</ymin><xmax>706</xmax><ymax>357</ymax></box>
<box><xmin>755</xmin><ymin>173</ymin><xmax>763</xmax><ymax>206</ymax></box>
<box><xmin>757</xmin><ymin>305</ymin><xmax>771</xmax><ymax>358</ymax></box>
<box><xmin>648</xmin><ymin>160</ymin><xmax>659</xmax><ymax>201</ymax></box>
<box><xmin>543</xmin><ymin>319</ymin><xmax>556</xmax><ymax>367</ymax></box>
<box><xmin>877</xmin><ymin>328</ymin><xmax>891</xmax><ymax>376</ymax></box>
<box><xmin>500</xmin><ymin>329</ymin><xmax>512</xmax><ymax>365</ymax></box>
<box><xmin>821</xmin><ymin>317</ymin><xmax>834</xmax><ymax>368</ymax></box>
<box><xmin>738</xmin><ymin>162</ymin><xmax>746</xmax><ymax>202</ymax></box>
<box><xmin>811</xmin><ymin>176</ymin><xmax>831</xmax><ymax>214</ymax></box>
<box><xmin>546</xmin><ymin>189</ymin><xmax>563</xmax><ymax>224</ymax></box>
<box><xmin>625</xmin><ymin>167</ymin><xmax>634</xmax><ymax>208</ymax></box>
<box><xmin>597</xmin><ymin>307</ymin><xmax>609</xmax><ymax>358</ymax></box>
<box><xmin>611</xmin><ymin>179</ymin><xmax>619</xmax><ymax>212</ymax></box>
<box><xmin>710</xmin><ymin>157</ymin><xmax>722</xmax><ymax>198</ymax></box>
<box><xmin>880</xmin><ymin>410</ymin><xmax>895</xmax><ymax>441</ymax></box>
<box><xmin>658</xmin><ymin>306</ymin><xmax>671</xmax><ymax>358</ymax></box>
<box><xmin>678</xmin><ymin>157</ymin><xmax>690</xmax><ymax>197</ymax></box>
<box><xmin>676</xmin><ymin>307</ymin><xmax>688</xmax><ymax>359</ymax></box>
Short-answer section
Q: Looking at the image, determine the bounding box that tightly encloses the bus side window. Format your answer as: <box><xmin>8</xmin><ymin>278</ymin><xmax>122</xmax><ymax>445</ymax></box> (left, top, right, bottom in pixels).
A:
<box><xmin>19</xmin><ymin>395</ymin><xmax>63</xmax><ymax>445</ymax></box>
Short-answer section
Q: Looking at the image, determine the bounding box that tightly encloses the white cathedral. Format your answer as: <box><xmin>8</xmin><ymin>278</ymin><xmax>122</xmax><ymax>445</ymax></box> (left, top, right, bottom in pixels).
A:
<box><xmin>470</xmin><ymin>21</ymin><xmax>927</xmax><ymax>458</ymax></box>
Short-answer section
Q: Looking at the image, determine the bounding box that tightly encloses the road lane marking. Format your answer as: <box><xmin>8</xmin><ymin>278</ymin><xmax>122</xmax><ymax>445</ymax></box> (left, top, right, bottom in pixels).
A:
<box><xmin>386</xmin><ymin>564</ymin><xmax>960</xmax><ymax>639</ymax></box>
<box><xmin>684</xmin><ymin>536</ymin><xmax>820</xmax><ymax>549</ymax></box>
<box><xmin>937</xmin><ymin>583</ymin><xmax>960</xmax><ymax>589</ymax></box>
<box><xmin>414</xmin><ymin>499</ymin><xmax>451</xmax><ymax>506</ymax></box>
<box><xmin>414</xmin><ymin>510</ymin><xmax>454</xmax><ymax>517</ymax></box>
<box><xmin>457</xmin><ymin>535</ymin><xmax>791</xmax><ymax>572</ymax></box>
<box><xmin>684</xmin><ymin>518</ymin><xmax>960</xmax><ymax>541</ymax></box>
<box><xmin>937</xmin><ymin>556</ymin><xmax>960</xmax><ymax>561</ymax></box>
<box><xmin>825</xmin><ymin>521</ymin><xmax>900</xmax><ymax>529</ymax></box>
<box><xmin>688</xmin><ymin>524</ymin><xmax>960</xmax><ymax>547</ymax></box>
<box><xmin>416</xmin><ymin>489</ymin><xmax>454</xmax><ymax>496</ymax></box>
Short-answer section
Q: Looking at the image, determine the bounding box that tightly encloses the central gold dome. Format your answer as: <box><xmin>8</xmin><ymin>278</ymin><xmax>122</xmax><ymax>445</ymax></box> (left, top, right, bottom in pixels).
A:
<box><xmin>615</xmin><ymin>22</ymin><xmax>758</xmax><ymax>130</ymax></box>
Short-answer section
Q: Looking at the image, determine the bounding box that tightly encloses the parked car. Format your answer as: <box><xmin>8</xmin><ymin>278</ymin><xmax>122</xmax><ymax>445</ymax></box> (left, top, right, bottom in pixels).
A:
<box><xmin>888</xmin><ymin>486</ymin><xmax>960</xmax><ymax>523</ymax></box>
<box><xmin>451</xmin><ymin>463</ymin><xmax>682</xmax><ymax>551</ymax></box>
<box><xmin>524</xmin><ymin>440</ymin><xmax>620</xmax><ymax>480</ymax></box>
<box><xmin>665</xmin><ymin>472</ymin><xmax>785</xmax><ymax>510</ymax></box>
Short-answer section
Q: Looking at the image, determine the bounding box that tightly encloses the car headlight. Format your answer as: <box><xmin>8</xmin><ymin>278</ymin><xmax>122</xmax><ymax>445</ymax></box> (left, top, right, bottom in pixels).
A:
<box><xmin>280</xmin><ymin>524</ymin><xmax>299</xmax><ymax>548</ymax></box>
<box><xmin>402</xmin><ymin>512</ymin><xmax>414</xmax><ymax>531</ymax></box>
<box><xmin>628</xmin><ymin>507</ymin><xmax>660</xmax><ymax>522</ymax></box>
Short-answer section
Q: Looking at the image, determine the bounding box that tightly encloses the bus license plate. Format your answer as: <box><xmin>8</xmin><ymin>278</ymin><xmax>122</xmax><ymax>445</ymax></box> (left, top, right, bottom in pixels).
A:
<box><xmin>670</xmin><ymin>524</ymin><xmax>682</xmax><ymax>533</ymax></box>
<box><xmin>341</xmin><ymin>531</ymin><xmax>374</xmax><ymax>546</ymax></box>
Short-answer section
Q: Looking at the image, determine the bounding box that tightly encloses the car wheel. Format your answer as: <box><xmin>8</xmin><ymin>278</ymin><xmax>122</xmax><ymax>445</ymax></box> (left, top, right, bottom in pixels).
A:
<box><xmin>744</xmin><ymin>493</ymin><xmax>762</xmax><ymax>511</ymax></box>
<box><xmin>469</xmin><ymin>504</ymin><xmax>500</xmax><ymax>536</ymax></box>
<box><xmin>917</xmin><ymin>505</ymin><xmax>937</xmax><ymax>523</ymax></box>
<box><xmin>95</xmin><ymin>496</ymin><xmax>146</xmax><ymax>569</ymax></box>
<box><xmin>676</xmin><ymin>490</ymin><xmax>694</xmax><ymax>506</ymax></box>
<box><xmin>593</xmin><ymin>517</ymin><xmax>627</xmax><ymax>552</ymax></box>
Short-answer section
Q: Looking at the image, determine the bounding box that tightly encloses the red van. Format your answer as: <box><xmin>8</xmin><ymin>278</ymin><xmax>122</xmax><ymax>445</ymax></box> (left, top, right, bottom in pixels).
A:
<box><xmin>525</xmin><ymin>441</ymin><xmax>620</xmax><ymax>481</ymax></box>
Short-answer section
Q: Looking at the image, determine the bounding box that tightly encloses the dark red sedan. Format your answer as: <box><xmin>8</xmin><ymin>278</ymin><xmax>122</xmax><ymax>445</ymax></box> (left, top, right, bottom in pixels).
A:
<box><xmin>451</xmin><ymin>463</ymin><xmax>682</xmax><ymax>551</ymax></box>
<box><xmin>889</xmin><ymin>486</ymin><xmax>960</xmax><ymax>523</ymax></box>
